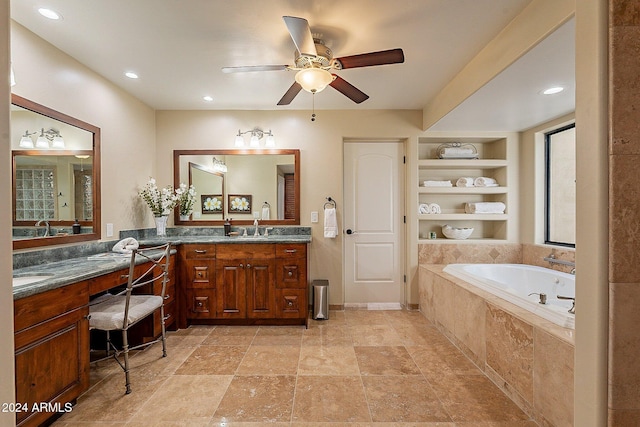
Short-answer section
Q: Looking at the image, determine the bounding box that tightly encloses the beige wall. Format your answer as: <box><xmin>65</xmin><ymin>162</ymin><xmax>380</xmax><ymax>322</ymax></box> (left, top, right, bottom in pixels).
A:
<box><xmin>1</xmin><ymin>1</ymin><xmax>16</xmax><ymax>425</ymax></box>
<box><xmin>10</xmin><ymin>22</ymin><xmax>158</xmax><ymax>239</ymax></box>
<box><xmin>155</xmin><ymin>109</ymin><xmax>422</xmax><ymax>304</ymax></box>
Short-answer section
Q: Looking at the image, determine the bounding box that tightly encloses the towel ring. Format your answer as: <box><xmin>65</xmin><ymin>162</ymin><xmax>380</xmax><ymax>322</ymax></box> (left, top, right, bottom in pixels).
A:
<box><xmin>262</xmin><ymin>201</ymin><xmax>270</xmax><ymax>208</ymax></box>
<box><xmin>324</xmin><ymin>197</ymin><xmax>336</xmax><ymax>209</ymax></box>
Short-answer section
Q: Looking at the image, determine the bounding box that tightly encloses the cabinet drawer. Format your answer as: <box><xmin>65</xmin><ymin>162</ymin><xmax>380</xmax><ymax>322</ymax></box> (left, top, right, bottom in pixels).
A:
<box><xmin>14</xmin><ymin>281</ymin><xmax>89</xmax><ymax>332</ymax></box>
<box><xmin>276</xmin><ymin>289</ymin><xmax>307</xmax><ymax>319</ymax></box>
<box><xmin>184</xmin><ymin>244</ymin><xmax>216</xmax><ymax>259</ymax></box>
<box><xmin>186</xmin><ymin>289</ymin><xmax>216</xmax><ymax>319</ymax></box>
<box><xmin>216</xmin><ymin>243</ymin><xmax>274</xmax><ymax>260</ymax></box>
<box><xmin>275</xmin><ymin>243</ymin><xmax>307</xmax><ymax>258</ymax></box>
<box><xmin>276</xmin><ymin>258</ymin><xmax>307</xmax><ymax>289</ymax></box>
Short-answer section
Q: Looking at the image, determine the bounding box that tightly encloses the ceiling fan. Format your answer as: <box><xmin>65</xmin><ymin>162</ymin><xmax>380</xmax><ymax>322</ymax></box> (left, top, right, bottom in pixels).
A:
<box><xmin>222</xmin><ymin>16</ymin><xmax>405</xmax><ymax>105</ymax></box>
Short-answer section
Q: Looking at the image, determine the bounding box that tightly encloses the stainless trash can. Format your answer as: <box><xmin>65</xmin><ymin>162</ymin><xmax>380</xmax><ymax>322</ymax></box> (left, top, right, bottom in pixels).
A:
<box><xmin>312</xmin><ymin>279</ymin><xmax>329</xmax><ymax>320</ymax></box>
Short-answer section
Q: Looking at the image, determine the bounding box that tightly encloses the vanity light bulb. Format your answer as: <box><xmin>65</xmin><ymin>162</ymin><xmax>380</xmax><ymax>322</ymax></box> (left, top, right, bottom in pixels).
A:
<box><xmin>51</xmin><ymin>136</ymin><xmax>65</xmax><ymax>149</ymax></box>
<box><xmin>265</xmin><ymin>134</ymin><xmax>275</xmax><ymax>148</ymax></box>
<box><xmin>249</xmin><ymin>134</ymin><xmax>260</xmax><ymax>148</ymax></box>
<box><xmin>19</xmin><ymin>136</ymin><xmax>34</xmax><ymax>149</ymax></box>
<box><xmin>234</xmin><ymin>135</ymin><xmax>245</xmax><ymax>147</ymax></box>
<box><xmin>35</xmin><ymin>135</ymin><xmax>49</xmax><ymax>149</ymax></box>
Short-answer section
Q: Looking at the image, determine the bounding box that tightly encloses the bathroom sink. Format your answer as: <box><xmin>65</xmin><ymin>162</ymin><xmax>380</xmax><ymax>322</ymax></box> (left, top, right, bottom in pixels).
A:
<box><xmin>12</xmin><ymin>274</ymin><xmax>54</xmax><ymax>287</ymax></box>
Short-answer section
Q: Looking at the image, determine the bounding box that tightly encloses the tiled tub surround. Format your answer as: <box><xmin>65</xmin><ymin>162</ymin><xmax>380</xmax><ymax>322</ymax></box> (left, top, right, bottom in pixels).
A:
<box><xmin>419</xmin><ymin>264</ymin><xmax>574</xmax><ymax>426</ymax></box>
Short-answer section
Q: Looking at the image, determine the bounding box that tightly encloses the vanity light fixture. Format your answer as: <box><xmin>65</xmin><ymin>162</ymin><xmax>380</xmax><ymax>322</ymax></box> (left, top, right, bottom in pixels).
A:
<box><xmin>212</xmin><ymin>157</ymin><xmax>227</xmax><ymax>173</ymax></box>
<box><xmin>19</xmin><ymin>130</ymin><xmax>36</xmax><ymax>149</ymax></box>
<box><xmin>234</xmin><ymin>128</ymin><xmax>275</xmax><ymax>148</ymax></box>
<box><xmin>34</xmin><ymin>128</ymin><xmax>65</xmax><ymax>149</ymax></box>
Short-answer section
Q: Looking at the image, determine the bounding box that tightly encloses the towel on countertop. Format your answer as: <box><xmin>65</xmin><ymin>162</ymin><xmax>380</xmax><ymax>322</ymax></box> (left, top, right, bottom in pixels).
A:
<box><xmin>112</xmin><ymin>237</ymin><xmax>139</xmax><ymax>254</ymax></box>
<box><xmin>423</xmin><ymin>180</ymin><xmax>452</xmax><ymax>187</ymax></box>
<box><xmin>261</xmin><ymin>205</ymin><xmax>270</xmax><ymax>220</ymax></box>
<box><xmin>465</xmin><ymin>202</ymin><xmax>506</xmax><ymax>214</ymax></box>
<box><xmin>324</xmin><ymin>207</ymin><xmax>338</xmax><ymax>238</ymax></box>
<box><xmin>456</xmin><ymin>177</ymin><xmax>475</xmax><ymax>187</ymax></box>
<box><xmin>474</xmin><ymin>177</ymin><xmax>498</xmax><ymax>187</ymax></box>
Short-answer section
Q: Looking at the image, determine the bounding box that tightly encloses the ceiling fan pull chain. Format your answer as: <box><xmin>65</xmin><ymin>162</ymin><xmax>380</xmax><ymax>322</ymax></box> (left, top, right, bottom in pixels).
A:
<box><xmin>311</xmin><ymin>93</ymin><xmax>316</xmax><ymax>122</ymax></box>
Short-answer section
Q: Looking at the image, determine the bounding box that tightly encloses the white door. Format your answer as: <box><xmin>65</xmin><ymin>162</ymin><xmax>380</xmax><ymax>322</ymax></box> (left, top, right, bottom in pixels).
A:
<box><xmin>343</xmin><ymin>141</ymin><xmax>404</xmax><ymax>307</ymax></box>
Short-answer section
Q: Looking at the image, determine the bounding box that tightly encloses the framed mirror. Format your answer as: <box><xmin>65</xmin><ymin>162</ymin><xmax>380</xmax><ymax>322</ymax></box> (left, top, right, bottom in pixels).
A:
<box><xmin>173</xmin><ymin>149</ymin><xmax>300</xmax><ymax>225</ymax></box>
<box><xmin>11</xmin><ymin>94</ymin><xmax>101</xmax><ymax>250</ymax></box>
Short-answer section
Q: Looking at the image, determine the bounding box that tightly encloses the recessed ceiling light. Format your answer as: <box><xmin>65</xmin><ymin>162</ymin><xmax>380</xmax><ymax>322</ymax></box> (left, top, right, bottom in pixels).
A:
<box><xmin>543</xmin><ymin>86</ymin><xmax>564</xmax><ymax>95</ymax></box>
<box><xmin>125</xmin><ymin>72</ymin><xmax>139</xmax><ymax>79</ymax></box>
<box><xmin>38</xmin><ymin>8</ymin><xmax>61</xmax><ymax>20</ymax></box>
<box><xmin>203</xmin><ymin>96</ymin><xmax>213</xmax><ymax>102</ymax></box>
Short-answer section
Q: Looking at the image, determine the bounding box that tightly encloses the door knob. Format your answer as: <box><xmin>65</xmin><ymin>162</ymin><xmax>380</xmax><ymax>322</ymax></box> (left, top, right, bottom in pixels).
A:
<box><xmin>346</xmin><ymin>229</ymin><xmax>356</xmax><ymax>235</ymax></box>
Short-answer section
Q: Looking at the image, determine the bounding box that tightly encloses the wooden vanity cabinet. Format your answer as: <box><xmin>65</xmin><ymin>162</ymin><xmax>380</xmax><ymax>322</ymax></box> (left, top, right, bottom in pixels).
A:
<box><xmin>275</xmin><ymin>244</ymin><xmax>308</xmax><ymax>319</ymax></box>
<box><xmin>180</xmin><ymin>244</ymin><xmax>217</xmax><ymax>323</ymax></box>
<box><xmin>14</xmin><ymin>281</ymin><xmax>90</xmax><ymax>427</ymax></box>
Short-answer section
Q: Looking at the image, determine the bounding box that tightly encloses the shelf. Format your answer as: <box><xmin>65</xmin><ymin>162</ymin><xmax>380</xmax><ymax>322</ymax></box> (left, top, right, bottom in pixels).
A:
<box><xmin>418</xmin><ymin>213</ymin><xmax>508</xmax><ymax>221</ymax></box>
<box><xmin>418</xmin><ymin>159</ymin><xmax>507</xmax><ymax>169</ymax></box>
<box><xmin>418</xmin><ymin>186</ymin><xmax>508</xmax><ymax>194</ymax></box>
<box><xmin>417</xmin><ymin>237</ymin><xmax>509</xmax><ymax>244</ymax></box>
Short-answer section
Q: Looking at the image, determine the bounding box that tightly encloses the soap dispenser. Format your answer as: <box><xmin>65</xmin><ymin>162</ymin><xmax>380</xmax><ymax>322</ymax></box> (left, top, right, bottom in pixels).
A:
<box><xmin>72</xmin><ymin>219</ymin><xmax>81</xmax><ymax>234</ymax></box>
<box><xmin>224</xmin><ymin>218</ymin><xmax>232</xmax><ymax>236</ymax></box>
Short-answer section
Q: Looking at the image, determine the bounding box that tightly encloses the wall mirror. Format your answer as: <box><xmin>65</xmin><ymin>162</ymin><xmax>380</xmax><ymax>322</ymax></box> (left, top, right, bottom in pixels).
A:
<box><xmin>11</xmin><ymin>94</ymin><xmax>101</xmax><ymax>250</ymax></box>
<box><xmin>173</xmin><ymin>149</ymin><xmax>300</xmax><ymax>225</ymax></box>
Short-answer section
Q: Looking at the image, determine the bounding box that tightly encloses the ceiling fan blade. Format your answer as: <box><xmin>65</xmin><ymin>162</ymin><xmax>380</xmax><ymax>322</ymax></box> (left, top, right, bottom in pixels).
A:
<box><xmin>277</xmin><ymin>82</ymin><xmax>303</xmax><ymax>105</ymax></box>
<box><xmin>222</xmin><ymin>65</ymin><xmax>289</xmax><ymax>73</ymax></box>
<box><xmin>283</xmin><ymin>16</ymin><xmax>317</xmax><ymax>57</ymax></box>
<box><xmin>335</xmin><ymin>48</ymin><xmax>404</xmax><ymax>69</ymax></box>
<box><xmin>329</xmin><ymin>75</ymin><xmax>369</xmax><ymax>104</ymax></box>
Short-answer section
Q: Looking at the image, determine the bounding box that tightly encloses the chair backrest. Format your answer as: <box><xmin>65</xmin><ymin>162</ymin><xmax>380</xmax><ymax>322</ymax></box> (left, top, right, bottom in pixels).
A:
<box><xmin>121</xmin><ymin>243</ymin><xmax>171</xmax><ymax>329</ymax></box>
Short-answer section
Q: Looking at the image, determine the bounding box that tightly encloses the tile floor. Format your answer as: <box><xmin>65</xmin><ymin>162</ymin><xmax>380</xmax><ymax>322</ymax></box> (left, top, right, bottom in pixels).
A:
<box><xmin>53</xmin><ymin>310</ymin><xmax>538</xmax><ymax>426</ymax></box>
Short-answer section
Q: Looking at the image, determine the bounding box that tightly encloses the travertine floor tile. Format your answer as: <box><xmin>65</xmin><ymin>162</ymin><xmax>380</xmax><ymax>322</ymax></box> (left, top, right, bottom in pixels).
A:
<box><xmin>128</xmin><ymin>375</ymin><xmax>232</xmax><ymax>423</ymax></box>
<box><xmin>298</xmin><ymin>345</ymin><xmax>360</xmax><ymax>375</ymax></box>
<box><xmin>212</xmin><ymin>375</ymin><xmax>295</xmax><ymax>422</ymax></box>
<box><xmin>407</xmin><ymin>343</ymin><xmax>482</xmax><ymax>378</ymax></box>
<box><xmin>201</xmin><ymin>325</ymin><xmax>258</xmax><ymax>346</ymax></box>
<box><xmin>349</xmin><ymin>324</ymin><xmax>404</xmax><ymax>346</ymax></box>
<box><xmin>302</xmin><ymin>324</ymin><xmax>353</xmax><ymax>346</ymax></box>
<box><xmin>175</xmin><ymin>345</ymin><xmax>246</xmax><ymax>375</ymax></box>
<box><xmin>237</xmin><ymin>345</ymin><xmax>300</xmax><ymax>375</ymax></box>
<box><xmin>354</xmin><ymin>346</ymin><xmax>421</xmax><ymax>376</ymax></box>
<box><xmin>292</xmin><ymin>375</ymin><xmax>371</xmax><ymax>422</ymax></box>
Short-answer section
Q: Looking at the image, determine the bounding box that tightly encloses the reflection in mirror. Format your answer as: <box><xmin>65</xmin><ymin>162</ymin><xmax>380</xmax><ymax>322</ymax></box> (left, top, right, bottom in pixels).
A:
<box><xmin>174</xmin><ymin>149</ymin><xmax>300</xmax><ymax>225</ymax></box>
<box><xmin>11</xmin><ymin>94</ymin><xmax>101</xmax><ymax>250</ymax></box>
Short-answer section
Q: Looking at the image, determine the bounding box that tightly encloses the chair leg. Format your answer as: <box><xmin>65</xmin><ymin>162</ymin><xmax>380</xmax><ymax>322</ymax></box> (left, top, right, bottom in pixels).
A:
<box><xmin>121</xmin><ymin>329</ymin><xmax>132</xmax><ymax>394</ymax></box>
<box><xmin>105</xmin><ymin>330</ymin><xmax>111</xmax><ymax>358</ymax></box>
<box><xmin>160</xmin><ymin>305</ymin><xmax>167</xmax><ymax>358</ymax></box>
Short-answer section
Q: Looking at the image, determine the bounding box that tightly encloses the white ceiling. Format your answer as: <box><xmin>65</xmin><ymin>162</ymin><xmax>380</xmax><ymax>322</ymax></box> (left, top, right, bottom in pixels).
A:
<box><xmin>10</xmin><ymin>0</ymin><xmax>575</xmax><ymax>132</ymax></box>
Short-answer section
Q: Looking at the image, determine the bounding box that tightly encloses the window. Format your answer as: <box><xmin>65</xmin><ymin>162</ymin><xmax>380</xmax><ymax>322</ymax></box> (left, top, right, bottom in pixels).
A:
<box><xmin>545</xmin><ymin>123</ymin><xmax>576</xmax><ymax>247</ymax></box>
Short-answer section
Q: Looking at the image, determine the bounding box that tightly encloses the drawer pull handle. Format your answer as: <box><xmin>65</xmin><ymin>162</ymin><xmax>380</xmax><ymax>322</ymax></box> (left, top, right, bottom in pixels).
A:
<box><xmin>164</xmin><ymin>294</ymin><xmax>170</xmax><ymax>300</ymax></box>
<box><xmin>84</xmin><ymin>314</ymin><xmax>92</xmax><ymax>320</ymax></box>
<box><xmin>247</xmin><ymin>264</ymin><xmax>251</xmax><ymax>269</ymax></box>
<box><xmin>288</xmin><ymin>271</ymin><xmax>293</xmax><ymax>277</ymax></box>
<box><xmin>287</xmin><ymin>301</ymin><xmax>293</xmax><ymax>306</ymax></box>
<box><xmin>195</xmin><ymin>249</ymin><xmax>207</xmax><ymax>254</ymax></box>
<box><xmin>163</xmin><ymin>314</ymin><xmax>171</xmax><ymax>321</ymax></box>
<box><xmin>197</xmin><ymin>302</ymin><xmax>203</xmax><ymax>307</ymax></box>
<box><xmin>120</xmin><ymin>274</ymin><xmax>129</xmax><ymax>279</ymax></box>
<box><xmin>285</xmin><ymin>249</ymin><xmax>297</xmax><ymax>253</ymax></box>
<box><xmin>239</xmin><ymin>263</ymin><xmax>244</xmax><ymax>268</ymax></box>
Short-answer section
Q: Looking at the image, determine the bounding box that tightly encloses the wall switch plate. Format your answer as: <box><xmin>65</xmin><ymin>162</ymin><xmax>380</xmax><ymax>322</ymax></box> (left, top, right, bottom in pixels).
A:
<box><xmin>311</xmin><ymin>211</ymin><xmax>319</xmax><ymax>223</ymax></box>
<box><xmin>106</xmin><ymin>223</ymin><xmax>114</xmax><ymax>237</ymax></box>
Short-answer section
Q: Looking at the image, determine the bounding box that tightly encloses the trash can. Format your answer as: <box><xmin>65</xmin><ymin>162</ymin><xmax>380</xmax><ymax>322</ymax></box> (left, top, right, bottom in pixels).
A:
<box><xmin>312</xmin><ymin>279</ymin><xmax>329</xmax><ymax>320</ymax></box>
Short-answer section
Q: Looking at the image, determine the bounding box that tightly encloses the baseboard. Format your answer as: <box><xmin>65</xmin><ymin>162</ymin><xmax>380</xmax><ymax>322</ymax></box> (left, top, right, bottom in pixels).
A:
<box><xmin>344</xmin><ymin>302</ymin><xmax>402</xmax><ymax>310</ymax></box>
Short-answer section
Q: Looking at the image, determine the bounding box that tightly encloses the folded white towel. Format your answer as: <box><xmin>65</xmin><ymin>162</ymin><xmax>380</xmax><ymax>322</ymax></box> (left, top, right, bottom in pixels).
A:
<box><xmin>261</xmin><ymin>206</ymin><xmax>270</xmax><ymax>220</ymax></box>
<box><xmin>474</xmin><ymin>177</ymin><xmax>498</xmax><ymax>187</ymax></box>
<box><xmin>465</xmin><ymin>202</ymin><xmax>506</xmax><ymax>214</ymax></box>
<box><xmin>324</xmin><ymin>207</ymin><xmax>338</xmax><ymax>238</ymax></box>
<box><xmin>423</xmin><ymin>180</ymin><xmax>452</xmax><ymax>187</ymax></box>
<box><xmin>112</xmin><ymin>237</ymin><xmax>139</xmax><ymax>254</ymax></box>
<box><xmin>429</xmin><ymin>203</ymin><xmax>441</xmax><ymax>214</ymax></box>
<box><xmin>456</xmin><ymin>177</ymin><xmax>475</xmax><ymax>187</ymax></box>
<box><xmin>418</xmin><ymin>203</ymin><xmax>430</xmax><ymax>214</ymax></box>
<box><xmin>442</xmin><ymin>147</ymin><xmax>475</xmax><ymax>156</ymax></box>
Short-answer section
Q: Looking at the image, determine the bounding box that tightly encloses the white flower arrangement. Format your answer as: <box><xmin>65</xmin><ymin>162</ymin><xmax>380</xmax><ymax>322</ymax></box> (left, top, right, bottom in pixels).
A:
<box><xmin>139</xmin><ymin>177</ymin><xmax>177</xmax><ymax>217</ymax></box>
<box><xmin>175</xmin><ymin>183</ymin><xmax>197</xmax><ymax>216</ymax></box>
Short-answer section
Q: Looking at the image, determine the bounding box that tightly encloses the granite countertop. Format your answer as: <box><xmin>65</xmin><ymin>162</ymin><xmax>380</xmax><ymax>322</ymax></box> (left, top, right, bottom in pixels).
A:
<box><xmin>12</xmin><ymin>234</ymin><xmax>312</xmax><ymax>300</ymax></box>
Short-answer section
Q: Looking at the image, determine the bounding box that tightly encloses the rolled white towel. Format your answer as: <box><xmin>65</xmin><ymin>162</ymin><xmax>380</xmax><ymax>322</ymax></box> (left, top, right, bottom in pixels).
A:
<box><xmin>474</xmin><ymin>177</ymin><xmax>498</xmax><ymax>187</ymax></box>
<box><xmin>465</xmin><ymin>202</ymin><xmax>506</xmax><ymax>214</ymax></box>
<box><xmin>429</xmin><ymin>203</ymin><xmax>441</xmax><ymax>214</ymax></box>
<box><xmin>418</xmin><ymin>203</ymin><xmax>431</xmax><ymax>214</ymax></box>
<box><xmin>423</xmin><ymin>180</ymin><xmax>452</xmax><ymax>187</ymax></box>
<box><xmin>456</xmin><ymin>177</ymin><xmax>475</xmax><ymax>187</ymax></box>
<box><xmin>112</xmin><ymin>237</ymin><xmax>139</xmax><ymax>254</ymax></box>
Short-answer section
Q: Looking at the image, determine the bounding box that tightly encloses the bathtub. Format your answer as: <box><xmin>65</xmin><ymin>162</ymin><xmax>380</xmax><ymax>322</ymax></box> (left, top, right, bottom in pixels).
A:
<box><xmin>442</xmin><ymin>263</ymin><xmax>575</xmax><ymax>329</ymax></box>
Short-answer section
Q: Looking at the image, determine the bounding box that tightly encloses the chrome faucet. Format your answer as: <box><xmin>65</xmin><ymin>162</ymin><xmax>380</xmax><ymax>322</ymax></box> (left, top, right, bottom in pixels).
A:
<box><xmin>35</xmin><ymin>219</ymin><xmax>51</xmax><ymax>237</ymax></box>
<box><xmin>253</xmin><ymin>218</ymin><xmax>260</xmax><ymax>236</ymax></box>
<box><xmin>557</xmin><ymin>295</ymin><xmax>576</xmax><ymax>314</ymax></box>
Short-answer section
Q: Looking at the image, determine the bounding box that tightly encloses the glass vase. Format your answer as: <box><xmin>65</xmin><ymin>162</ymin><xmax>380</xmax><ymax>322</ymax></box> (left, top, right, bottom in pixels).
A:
<box><xmin>154</xmin><ymin>215</ymin><xmax>168</xmax><ymax>237</ymax></box>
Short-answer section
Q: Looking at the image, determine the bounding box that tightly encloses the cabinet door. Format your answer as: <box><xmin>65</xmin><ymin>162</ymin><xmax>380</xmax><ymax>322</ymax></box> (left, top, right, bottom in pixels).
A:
<box><xmin>14</xmin><ymin>306</ymin><xmax>89</xmax><ymax>427</ymax></box>
<box><xmin>247</xmin><ymin>259</ymin><xmax>276</xmax><ymax>319</ymax></box>
<box><xmin>216</xmin><ymin>259</ymin><xmax>247</xmax><ymax>319</ymax></box>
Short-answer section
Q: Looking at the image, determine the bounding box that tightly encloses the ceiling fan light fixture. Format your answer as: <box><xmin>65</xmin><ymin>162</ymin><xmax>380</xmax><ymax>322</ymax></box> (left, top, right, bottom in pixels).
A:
<box><xmin>295</xmin><ymin>68</ymin><xmax>333</xmax><ymax>93</ymax></box>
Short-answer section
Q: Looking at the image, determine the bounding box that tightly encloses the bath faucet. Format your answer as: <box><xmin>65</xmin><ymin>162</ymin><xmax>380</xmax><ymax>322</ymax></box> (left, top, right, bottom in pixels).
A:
<box><xmin>35</xmin><ymin>219</ymin><xmax>51</xmax><ymax>237</ymax></box>
<box><xmin>557</xmin><ymin>295</ymin><xmax>575</xmax><ymax>314</ymax></box>
<box><xmin>264</xmin><ymin>227</ymin><xmax>273</xmax><ymax>237</ymax></box>
<box><xmin>253</xmin><ymin>219</ymin><xmax>260</xmax><ymax>236</ymax></box>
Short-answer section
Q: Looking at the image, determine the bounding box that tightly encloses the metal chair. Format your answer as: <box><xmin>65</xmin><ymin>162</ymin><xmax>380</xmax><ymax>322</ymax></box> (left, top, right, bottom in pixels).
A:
<box><xmin>89</xmin><ymin>243</ymin><xmax>171</xmax><ymax>394</ymax></box>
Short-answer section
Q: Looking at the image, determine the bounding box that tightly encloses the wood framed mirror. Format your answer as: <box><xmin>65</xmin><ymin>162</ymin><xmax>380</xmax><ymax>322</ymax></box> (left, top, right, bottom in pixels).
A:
<box><xmin>11</xmin><ymin>94</ymin><xmax>101</xmax><ymax>250</ymax></box>
<box><xmin>173</xmin><ymin>149</ymin><xmax>300</xmax><ymax>225</ymax></box>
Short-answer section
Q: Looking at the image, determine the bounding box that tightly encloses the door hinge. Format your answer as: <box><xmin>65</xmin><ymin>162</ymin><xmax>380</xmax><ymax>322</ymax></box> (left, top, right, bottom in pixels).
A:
<box><xmin>403</xmin><ymin>155</ymin><xmax>406</xmax><ymax>164</ymax></box>
<box><xmin>404</xmin><ymin>274</ymin><xmax>406</xmax><ymax>283</ymax></box>
<box><xmin>403</xmin><ymin>215</ymin><xmax>406</xmax><ymax>224</ymax></box>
